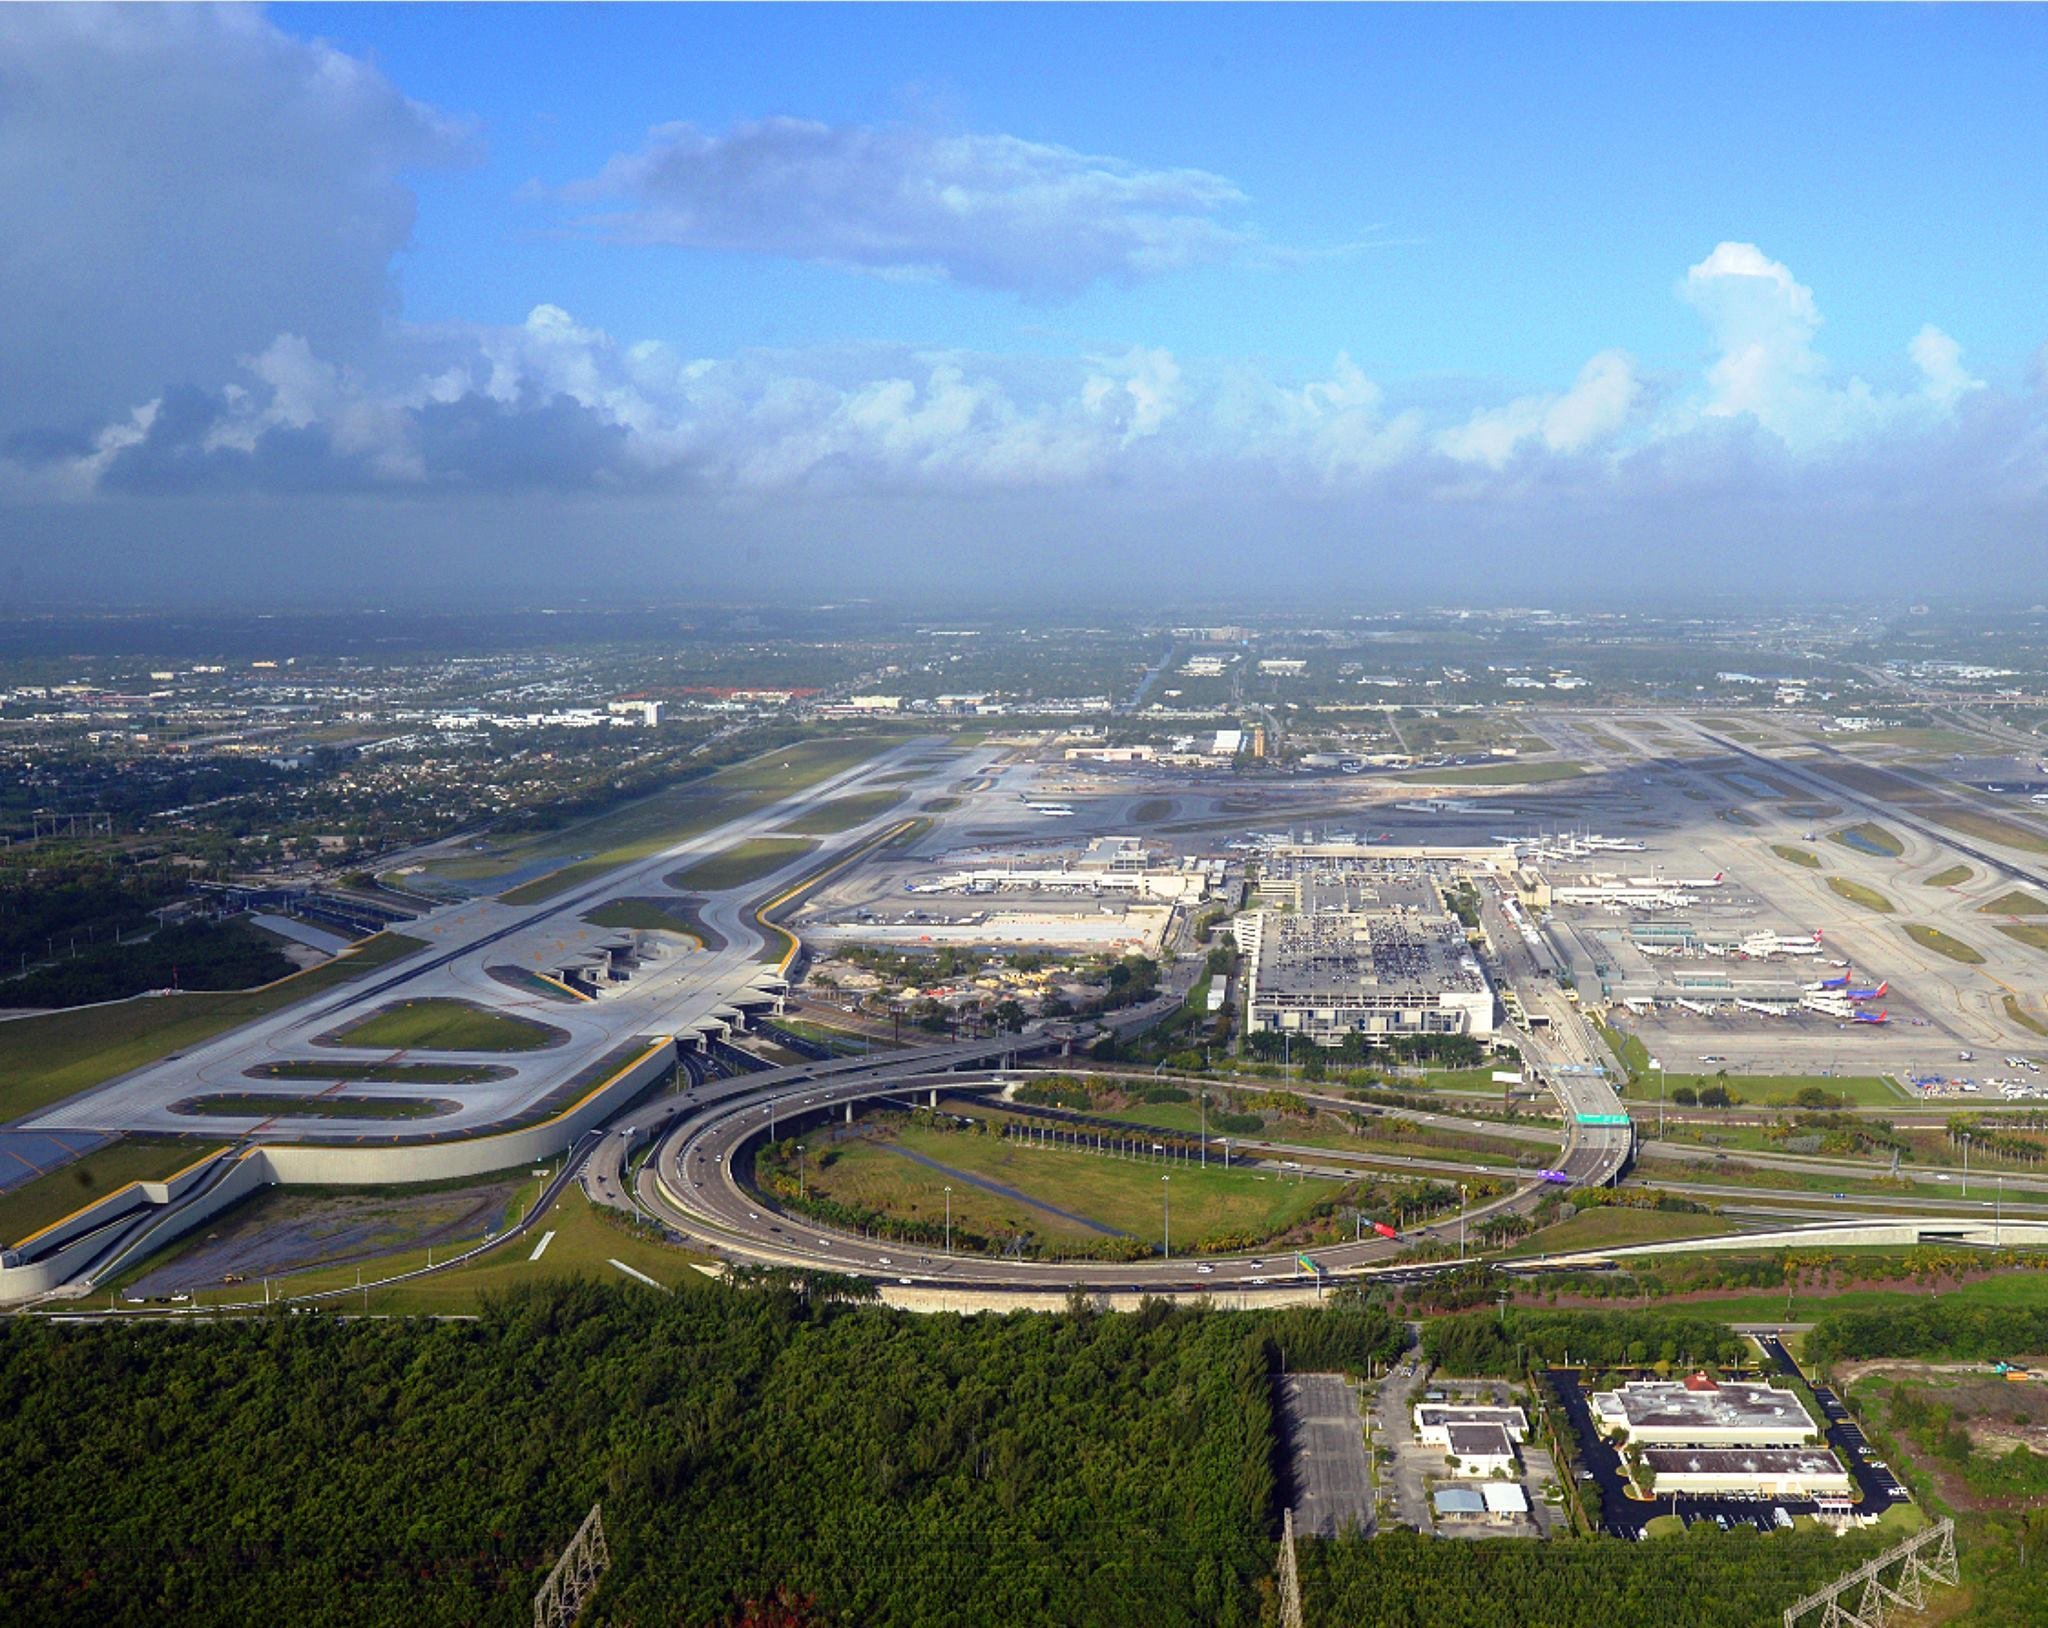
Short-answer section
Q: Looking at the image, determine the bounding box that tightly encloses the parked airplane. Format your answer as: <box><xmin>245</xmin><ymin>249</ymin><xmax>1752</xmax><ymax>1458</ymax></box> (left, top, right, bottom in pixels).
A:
<box><xmin>1852</xmin><ymin>1008</ymin><xmax>1890</xmax><ymax>1025</ymax></box>
<box><xmin>1848</xmin><ymin>981</ymin><xmax>1889</xmax><ymax>1003</ymax></box>
<box><xmin>1024</xmin><ymin>803</ymin><xmax>1076</xmax><ymax>817</ymax></box>
<box><xmin>1809</xmin><ymin>973</ymin><xmax>1850</xmax><ymax>991</ymax></box>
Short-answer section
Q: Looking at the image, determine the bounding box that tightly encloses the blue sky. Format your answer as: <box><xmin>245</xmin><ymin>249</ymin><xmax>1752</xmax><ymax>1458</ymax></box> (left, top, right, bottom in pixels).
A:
<box><xmin>2</xmin><ymin>4</ymin><xmax>2045</xmax><ymax>604</ymax></box>
<box><xmin>289</xmin><ymin>3</ymin><xmax>2048</xmax><ymax>383</ymax></box>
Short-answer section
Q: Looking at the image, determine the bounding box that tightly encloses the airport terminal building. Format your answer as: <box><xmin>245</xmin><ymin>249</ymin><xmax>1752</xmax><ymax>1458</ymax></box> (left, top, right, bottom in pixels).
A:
<box><xmin>1234</xmin><ymin>853</ymin><xmax>1497</xmax><ymax>1044</ymax></box>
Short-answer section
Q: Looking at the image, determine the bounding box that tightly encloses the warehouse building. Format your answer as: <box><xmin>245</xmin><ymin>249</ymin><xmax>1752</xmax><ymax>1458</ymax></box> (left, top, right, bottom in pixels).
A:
<box><xmin>1591</xmin><ymin>1377</ymin><xmax>1820</xmax><ymax>1447</ymax></box>
<box><xmin>1414</xmin><ymin>1405</ymin><xmax>1530</xmax><ymax>1448</ymax></box>
<box><xmin>1444</xmin><ymin>1423</ymin><xmax>1518</xmax><ymax>1477</ymax></box>
<box><xmin>1641</xmin><ymin>1447</ymin><xmax>1854</xmax><ymax>1498</ymax></box>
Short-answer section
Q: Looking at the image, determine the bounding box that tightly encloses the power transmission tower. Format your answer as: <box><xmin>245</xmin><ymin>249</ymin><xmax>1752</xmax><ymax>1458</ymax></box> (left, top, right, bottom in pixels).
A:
<box><xmin>533</xmin><ymin>1503</ymin><xmax>610</xmax><ymax>1628</ymax></box>
<box><xmin>1278</xmin><ymin>1506</ymin><xmax>1305</xmax><ymax>1628</ymax></box>
<box><xmin>1782</xmin><ymin>1516</ymin><xmax>1958</xmax><ymax>1628</ymax></box>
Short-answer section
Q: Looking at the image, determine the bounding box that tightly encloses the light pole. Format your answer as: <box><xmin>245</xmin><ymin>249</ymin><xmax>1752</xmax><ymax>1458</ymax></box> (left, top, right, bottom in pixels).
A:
<box><xmin>1200</xmin><ymin>1090</ymin><xmax>1207</xmax><ymax>1169</ymax></box>
<box><xmin>1961</xmin><ymin>1131</ymin><xmax>1970</xmax><ymax>1197</ymax></box>
<box><xmin>797</xmin><ymin>1144</ymin><xmax>806</xmax><ymax>1201</ymax></box>
<box><xmin>1653</xmin><ymin>1057</ymin><xmax>1665</xmax><ymax>1139</ymax></box>
<box><xmin>945</xmin><ymin>1185</ymin><xmax>952</xmax><ymax>1256</ymax></box>
<box><xmin>1459</xmin><ymin>1183</ymin><xmax>1468</xmax><ymax>1262</ymax></box>
<box><xmin>1995</xmin><ymin>1176</ymin><xmax>2002</xmax><ymax>1247</ymax></box>
<box><xmin>1162</xmin><ymin>1174</ymin><xmax>1171</xmax><ymax>1261</ymax></box>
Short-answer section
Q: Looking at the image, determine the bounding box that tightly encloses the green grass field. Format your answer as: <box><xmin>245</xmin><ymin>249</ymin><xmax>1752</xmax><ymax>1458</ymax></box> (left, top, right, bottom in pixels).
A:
<box><xmin>481</xmin><ymin>736</ymin><xmax>898</xmax><ymax>904</ymax></box>
<box><xmin>1981</xmin><ymin>889</ymin><xmax>2048</xmax><ymax>916</ymax></box>
<box><xmin>1918</xmin><ymin>805</ymin><xmax>2048</xmax><ymax>858</ymax></box>
<box><xmin>1501</xmin><ymin>1207</ymin><xmax>1743</xmax><ymax>1257</ymax></box>
<box><xmin>1628</xmin><ymin>1268</ymin><xmax>2048</xmax><ymax>1325</ymax></box>
<box><xmin>1132</xmin><ymin>797</ymin><xmax>1175</xmax><ymax>822</ymax></box>
<box><xmin>1397</xmin><ymin>761</ymin><xmax>1586</xmax><ymax>786</ymax></box>
<box><xmin>1904</xmin><ymin>923</ymin><xmax>1984</xmax><ymax>964</ymax></box>
<box><xmin>580</xmin><ymin>897</ymin><xmax>708</xmax><ymax>938</ymax></box>
<box><xmin>1923</xmin><ymin>865</ymin><xmax>1973</xmax><ymax>889</ymax></box>
<box><xmin>1828</xmin><ymin>876</ymin><xmax>1896</xmax><ymax>913</ymax></box>
<box><xmin>809</xmin><ymin>1124</ymin><xmax>1331</xmax><ymax>1252</ymax></box>
<box><xmin>665</xmin><ymin>836</ymin><xmax>818</xmax><ymax>892</ymax></box>
<box><xmin>247</xmin><ymin>1059</ymin><xmax>505</xmax><ymax>1084</ymax></box>
<box><xmin>774</xmin><ymin>788</ymin><xmax>905</xmax><ymax>835</ymax></box>
<box><xmin>175</xmin><ymin>1094</ymin><xmax>453</xmax><ymax>1121</ymax></box>
<box><xmin>0</xmin><ymin>932</ymin><xmax>427</xmax><ymax>1123</ymax></box>
<box><xmin>2004</xmin><ymin>995</ymin><xmax>2048</xmax><ymax>1037</ymax></box>
<box><xmin>1997</xmin><ymin>924</ymin><xmax>2048</xmax><ymax>951</ymax></box>
<box><xmin>323</xmin><ymin>998</ymin><xmax>562</xmax><ymax>1052</ymax></box>
<box><xmin>1630</xmin><ymin>1073</ymin><xmax>1903</xmax><ymax>1107</ymax></box>
<box><xmin>1772</xmin><ymin>844</ymin><xmax>1823</xmax><ymax>868</ymax></box>
<box><xmin>1091</xmin><ymin>1098</ymin><xmax>1538</xmax><ymax>1164</ymax></box>
<box><xmin>1830</xmin><ymin>822</ymin><xmax>1906</xmax><ymax>858</ymax></box>
<box><xmin>0</xmin><ymin>1138</ymin><xmax>220</xmax><ymax>1247</ymax></box>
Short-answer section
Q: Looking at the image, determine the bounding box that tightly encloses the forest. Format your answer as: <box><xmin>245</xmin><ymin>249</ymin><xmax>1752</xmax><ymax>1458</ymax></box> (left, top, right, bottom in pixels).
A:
<box><xmin>1297</xmin><ymin>1530</ymin><xmax>1880</xmax><ymax>1628</ymax></box>
<box><xmin>1805</xmin><ymin>1302</ymin><xmax>2048</xmax><ymax>1365</ymax></box>
<box><xmin>1</xmin><ymin>1283</ymin><xmax>1287</xmax><ymax>1626</ymax></box>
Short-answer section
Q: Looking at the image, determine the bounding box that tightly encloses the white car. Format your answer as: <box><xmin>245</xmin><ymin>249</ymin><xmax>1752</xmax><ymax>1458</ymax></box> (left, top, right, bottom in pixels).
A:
<box><xmin>1195</xmin><ymin>1263</ymin><xmax>1214</xmax><ymax>1275</ymax></box>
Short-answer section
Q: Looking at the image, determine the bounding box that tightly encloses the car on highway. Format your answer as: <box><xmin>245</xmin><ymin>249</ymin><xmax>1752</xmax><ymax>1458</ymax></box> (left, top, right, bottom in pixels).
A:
<box><xmin>1195</xmin><ymin>1263</ymin><xmax>1214</xmax><ymax>1275</ymax></box>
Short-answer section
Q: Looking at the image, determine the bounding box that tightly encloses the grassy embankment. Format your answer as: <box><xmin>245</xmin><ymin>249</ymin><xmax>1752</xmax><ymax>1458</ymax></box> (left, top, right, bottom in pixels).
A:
<box><xmin>324</xmin><ymin>998</ymin><xmax>561</xmax><ymax>1052</ymax></box>
<box><xmin>0</xmin><ymin>931</ymin><xmax>426</xmax><ymax>1123</ymax></box>
<box><xmin>1501</xmin><ymin>1207</ymin><xmax>1745</xmax><ymax>1256</ymax></box>
<box><xmin>1772</xmin><ymin>845</ymin><xmax>1823</xmax><ymax>868</ymax></box>
<box><xmin>114</xmin><ymin>1187</ymin><xmax>715</xmax><ymax>1315</ymax></box>
<box><xmin>1923</xmin><ymin>865</ymin><xmax>1973</xmax><ymax>888</ymax></box>
<box><xmin>473</xmin><ymin>736</ymin><xmax>898</xmax><ymax>905</ymax></box>
<box><xmin>0</xmin><ymin>1139</ymin><xmax>222</xmax><ymax>1247</ymax></box>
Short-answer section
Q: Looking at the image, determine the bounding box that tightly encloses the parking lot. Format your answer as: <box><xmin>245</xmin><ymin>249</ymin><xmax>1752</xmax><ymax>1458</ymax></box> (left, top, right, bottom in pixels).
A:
<box><xmin>1545</xmin><ymin>1343</ymin><xmax>1909</xmax><ymax>1540</ymax></box>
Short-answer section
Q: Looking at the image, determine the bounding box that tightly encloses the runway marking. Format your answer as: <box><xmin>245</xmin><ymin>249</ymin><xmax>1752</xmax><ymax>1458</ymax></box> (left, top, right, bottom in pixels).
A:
<box><xmin>528</xmin><ymin>1229</ymin><xmax>555</xmax><ymax>1261</ymax></box>
<box><xmin>608</xmin><ymin>1257</ymin><xmax>665</xmax><ymax>1289</ymax></box>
